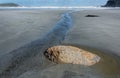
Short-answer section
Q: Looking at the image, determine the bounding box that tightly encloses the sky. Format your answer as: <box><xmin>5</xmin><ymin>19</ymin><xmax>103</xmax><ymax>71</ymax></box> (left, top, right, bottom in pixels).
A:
<box><xmin>0</xmin><ymin>0</ymin><xmax>107</xmax><ymax>6</ymax></box>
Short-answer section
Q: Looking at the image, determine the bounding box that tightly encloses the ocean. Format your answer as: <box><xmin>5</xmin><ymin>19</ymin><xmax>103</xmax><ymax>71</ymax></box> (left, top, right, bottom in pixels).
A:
<box><xmin>0</xmin><ymin>6</ymin><xmax>108</xmax><ymax>10</ymax></box>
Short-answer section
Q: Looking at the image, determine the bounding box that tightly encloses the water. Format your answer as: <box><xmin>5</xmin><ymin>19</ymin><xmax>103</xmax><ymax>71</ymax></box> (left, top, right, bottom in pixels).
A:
<box><xmin>0</xmin><ymin>6</ymin><xmax>108</xmax><ymax>10</ymax></box>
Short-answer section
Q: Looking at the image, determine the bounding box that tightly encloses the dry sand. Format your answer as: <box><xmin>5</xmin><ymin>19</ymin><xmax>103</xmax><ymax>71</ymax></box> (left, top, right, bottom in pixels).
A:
<box><xmin>0</xmin><ymin>9</ymin><xmax>120</xmax><ymax>78</ymax></box>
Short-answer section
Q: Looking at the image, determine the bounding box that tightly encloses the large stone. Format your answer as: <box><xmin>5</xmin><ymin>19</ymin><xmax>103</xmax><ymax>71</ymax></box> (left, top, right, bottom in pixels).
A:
<box><xmin>85</xmin><ymin>15</ymin><xmax>99</xmax><ymax>17</ymax></box>
<box><xmin>104</xmin><ymin>0</ymin><xmax>120</xmax><ymax>7</ymax></box>
<box><xmin>44</xmin><ymin>45</ymin><xmax>100</xmax><ymax>66</ymax></box>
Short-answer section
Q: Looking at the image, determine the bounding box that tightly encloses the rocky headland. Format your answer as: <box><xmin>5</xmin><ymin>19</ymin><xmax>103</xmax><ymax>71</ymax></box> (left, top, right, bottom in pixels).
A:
<box><xmin>0</xmin><ymin>3</ymin><xmax>20</xmax><ymax>7</ymax></box>
<box><xmin>104</xmin><ymin>0</ymin><xmax>120</xmax><ymax>7</ymax></box>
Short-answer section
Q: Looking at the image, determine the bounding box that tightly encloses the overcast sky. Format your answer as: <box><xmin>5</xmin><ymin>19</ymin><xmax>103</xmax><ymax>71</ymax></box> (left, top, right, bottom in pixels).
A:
<box><xmin>0</xmin><ymin>0</ymin><xmax>107</xmax><ymax>6</ymax></box>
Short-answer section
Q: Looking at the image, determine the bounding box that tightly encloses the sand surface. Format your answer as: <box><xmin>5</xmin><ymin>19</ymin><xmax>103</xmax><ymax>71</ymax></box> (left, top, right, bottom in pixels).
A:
<box><xmin>0</xmin><ymin>9</ymin><xmax>120</xmax><ymax>78</ymax></box>
<box><xmin>64</xmin><ymin>9</ymin><xmax>120</xmax><ymax>57</ymax></box>
<box><xmin>0</xmin><ymin>10</ymin><xmax>65</xmax><ymax>56</ymax></box>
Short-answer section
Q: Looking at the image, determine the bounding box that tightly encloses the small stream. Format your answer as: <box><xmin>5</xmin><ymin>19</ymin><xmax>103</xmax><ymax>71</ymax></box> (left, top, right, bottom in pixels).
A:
<box><xmin>0</xmin><ymin>12</ymin><xmax>73</xmax><ymax>78</ymax></box>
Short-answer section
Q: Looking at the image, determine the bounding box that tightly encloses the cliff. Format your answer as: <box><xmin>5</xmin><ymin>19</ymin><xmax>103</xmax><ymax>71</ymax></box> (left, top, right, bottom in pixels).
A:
<box><xmin>104</xmin><ymin>0</ymin><xmax>120</xmax><ymax>7</ymax></box>
<box><xmin>0</xmin><ymin>3</ymin><xmax>20</xmax><ymax>7</ymax></box>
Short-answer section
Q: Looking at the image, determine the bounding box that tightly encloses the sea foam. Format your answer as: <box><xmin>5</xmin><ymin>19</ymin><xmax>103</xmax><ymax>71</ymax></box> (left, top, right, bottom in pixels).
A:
<box><xmin>0</xmin><ymin>6</ymin><xmax>109</xmax><ymax>10</ymax></box>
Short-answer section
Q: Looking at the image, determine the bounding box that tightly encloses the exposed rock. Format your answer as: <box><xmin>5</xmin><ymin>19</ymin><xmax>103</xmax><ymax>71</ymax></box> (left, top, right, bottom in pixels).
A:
<box><xmin>44</xmin><ymin>45</ymin><xmax>100</xmax><ymax>66</ymax></box>
<box><xmin>0</xmin><ymin>3</ymin><xmax>20</xmax><ymax>7</ymax></box>
<box><xmin>104</xmin><ymin>0</ymin><xmax>120</xmax><ymax>7</ymax></box>
<box><xmin>85</xmin><ymin>15</ymin><xmax>99</xmax><ymax>17</ymax></box>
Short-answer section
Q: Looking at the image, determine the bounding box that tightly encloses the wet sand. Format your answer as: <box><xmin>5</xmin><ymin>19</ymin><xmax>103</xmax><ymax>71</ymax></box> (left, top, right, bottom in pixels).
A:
<box><xmin>0</xmin><ymin>9</ymin><xmax>120</xmax><ymax>78</ymax></box>
<box><xmin>63</xmin><ymin>9</ymin><xmax>120</xmax><ymax>77</ymax></box>
<box><xmin>0</xmin><ymin>10</ymin><xmax>65</xmax><ymax>56</ymax></box>
<box><xmin>64</xmin><ymin>9</ymin><xmax>120</xmax><ymax>57</ymax></box>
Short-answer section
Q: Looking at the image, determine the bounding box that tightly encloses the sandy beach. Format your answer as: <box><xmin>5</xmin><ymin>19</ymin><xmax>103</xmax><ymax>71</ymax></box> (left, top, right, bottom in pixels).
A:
<box><xmin>0</xmin><ymin>9</ymin><xmax>120</xmax><ymax>78</ymax></box>
<box><xmin>0</xmin><ymin>10</ymin><xmax>65</xmax><ymax>56</ymax></box>
<box><xmin>66</xmin><ymin>9</ymin><xmax>120</xmax><ymax>57</ymax></box>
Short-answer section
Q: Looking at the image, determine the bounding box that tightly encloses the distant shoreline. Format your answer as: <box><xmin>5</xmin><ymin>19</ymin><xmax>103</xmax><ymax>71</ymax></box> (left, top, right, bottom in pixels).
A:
<box><xmin>0</xmin><ymin>3</ymin><xmax>20</xmax><ymax>7</ymax></box>
<box><xmin>0</xmin><ymin>6</ymin><xmax>118</xmax><ymax>10</ymax></box>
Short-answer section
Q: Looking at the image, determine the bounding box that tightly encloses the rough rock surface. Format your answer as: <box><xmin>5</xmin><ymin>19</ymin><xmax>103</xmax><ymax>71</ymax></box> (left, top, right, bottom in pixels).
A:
<box><xmin>85</xmin><ymin>15</ymin><xmax>99</xmax><ymax>17</ymax></box>
<box><xmin>44</xmin><ymin>45</ymin><xmax>100</xmax><ymax>66</ymax></box>
<box><xmin>104</xmin><ymin>0</ymin><xmax>120</xmax><ymax>7</ymax></box>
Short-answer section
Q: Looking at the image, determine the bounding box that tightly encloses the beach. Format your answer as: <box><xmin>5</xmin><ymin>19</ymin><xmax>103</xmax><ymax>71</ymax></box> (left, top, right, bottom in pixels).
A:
<box><xmin>0</xmin><ymin>8</ymin><xmax>120</xmax><ymax>78</ymax></box>
<box><xmin>66</xmin><ymin>9</ymin><xmax>120</xmax><ymax>57</ymax></box>
<box><xmin>0</xmin><ymin>10</ymin><xmax>66</xmax><ymax>56</ymax></box>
